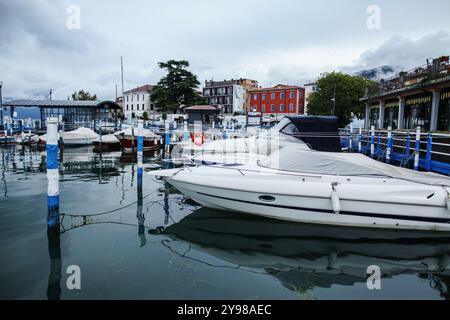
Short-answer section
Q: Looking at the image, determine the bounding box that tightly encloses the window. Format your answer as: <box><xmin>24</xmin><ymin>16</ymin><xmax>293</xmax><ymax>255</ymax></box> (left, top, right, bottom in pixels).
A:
<box><xmin>150</xmin><ymin>104</ymin><xmax>154</xmax><ymax>111</ymax></box>
<box><xmin>271</xmin><ymin>104</ymin><xmax>275</xmax><ymax>111</ymax></box>
<box><xmin>280</xmin><ymin>93</ymin><xmax>285</xmax><ymax>99</ymax></box>
<box><xmin>298</xmin><ymin>92</ymin><xmax>303</xmax><ymax>98</ymax></box>
<box><xmin>281</xmin><ymin>123</ymin><xmax>300</xmax><ymax>135</ymax></box>
<box><xmin>131</xmin><ymin>104</ymin><xmax>134</xmax><ymax>111</ymax></box>
<box><xmin>290</xmin><ymin>92</ymin><xmax>295</xmax><ymax>99</ymax></box>
<box><xmin>126</xmin><ymin>96</ymin><xmax>129</xmax><ymax>102</ymax></box>
<box><xmin>280</xmin><ymin>104</ymin><xmax>285</xmax><ymax>111</ymax></box>
<box><xmin>126</xmin><ymin>104</ymin><xmax>129</xmax><ymax>111</ymax></box>
<box><xmin>253</xmin><ymin>94</ymin><xmax>258</xmax><ymax>100</ymax></box>
<box><xmin>289</xmin><ymin>103</ymin><xmax>294</xmax><ymax>111</ymax></box>
<box><xmin>137</xmin><ymin>95</ymin><xmax>139</xmax><ymax>102</ymax></box>
<box><xmin>253</xmin><ymin>105</ymin><xmax>257</xmax><ymax>111</ymax></box>
<box><xmin>262</xmin><ymin>94</ymin><xmax>266</xmax><ymax>101</ymax></box>
<box><xmin>142</xmin><ymin>104</ymin><xmax>145</xmax><ymax>110</ymax></box>
<box><xmin>262</xmin><ymin>105</ymin><xmax>266</xmax><ymax>112</ymax></box>
<box><xmin>271</xmin><ymin>93</ymin><xmax>275</xmax><ymax>100</ymax></box>
<box><xmin>142</xmin><ymin>94</ymin><xmax>144</xmax><ymax>100</ymax></box>
<box><xmin>131</xmin><ymin>95</ymin><xmax>133</xmax><ymax>102</ymax></box>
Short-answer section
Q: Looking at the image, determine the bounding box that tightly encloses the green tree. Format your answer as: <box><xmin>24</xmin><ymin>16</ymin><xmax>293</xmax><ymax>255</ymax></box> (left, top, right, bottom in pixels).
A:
<box><xmin>142</xmin><ymin>111</ymin><xmax>149</xmax><ymax>121</ymax></box>
<box><xmin>72</xmin><ymin>90</ymin><xmax>97</xmax><ymax>101</ymax></box>
<box><xmin>307</xmin><ymin>72</ymin><xmax>372</xmax><ymax>127</ymax></box>
<box><xmin>150</xmin><ymin>60</ymin><xmax>206</xmax><ymax>113</ymax></box>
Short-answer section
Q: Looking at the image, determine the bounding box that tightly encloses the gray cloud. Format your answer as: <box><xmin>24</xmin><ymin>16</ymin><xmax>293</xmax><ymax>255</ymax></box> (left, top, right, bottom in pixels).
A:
<box><xmin>0</xmin><ymin>0</ymin><xmax>449</xmax><ymax>100</ymax></box>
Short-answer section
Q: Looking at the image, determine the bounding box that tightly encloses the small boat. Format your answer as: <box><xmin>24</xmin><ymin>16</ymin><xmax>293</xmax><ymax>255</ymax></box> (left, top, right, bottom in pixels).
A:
<box><xmin>39</xmin><ymin>127</ymin><xmax>99</xmax><ymax>146</ymax></box>
<box><xmin>115</xmin><ymin>128</ymin><xmax>162</xmax><ymax>153</ymax></box>
<box><xmin>93</xmin><ymin>134</ymin><xmax>121</xmax><ymax>152</ymax></box>
<box><xmin>150</xmin><ymin>146</ymin><xmax>450</xmax><ymax>232</ymax></box>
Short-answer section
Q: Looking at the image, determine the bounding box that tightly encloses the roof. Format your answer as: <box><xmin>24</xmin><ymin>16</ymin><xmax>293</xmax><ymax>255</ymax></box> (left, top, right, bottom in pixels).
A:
<box><xmin>4</xmin><ymin>100</ymin><xmax>121</xmax><ymax>109</ymax></box>
<box><xmin>250</xmin><ymin>84</ymin><xmax>304</xmax><ymax>92</ymax></box>
<box><xmin>184</xmin><ymin>105</ymin><xmax>218</xmax><ymax>111</ymax></box>
<box><xmin>123</xmin><ymin>84</ymin><xmax>154</xmax><ymax>94</ymax></box>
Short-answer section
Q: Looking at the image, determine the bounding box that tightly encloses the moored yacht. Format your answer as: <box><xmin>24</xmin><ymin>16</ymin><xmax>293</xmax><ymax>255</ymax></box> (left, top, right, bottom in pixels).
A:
<box><xmin>150</xmin><ymin>145</ymin><xmax>450</xmax><ymax>232</ymax></box>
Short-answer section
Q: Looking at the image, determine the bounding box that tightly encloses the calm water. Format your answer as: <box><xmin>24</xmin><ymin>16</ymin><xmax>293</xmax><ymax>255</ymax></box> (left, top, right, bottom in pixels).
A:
<box><xmin>1</xmin><ymin>145</ymin><xmax>450</xmax><ymax>300</ymax></box>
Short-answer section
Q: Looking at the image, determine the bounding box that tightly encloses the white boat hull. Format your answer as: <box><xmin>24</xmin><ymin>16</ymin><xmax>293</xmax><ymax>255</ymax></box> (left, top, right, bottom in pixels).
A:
<box><xmin>159</xmin><ymin>167</ymin><xmax>450</xmax><ymax>232</ymax></box>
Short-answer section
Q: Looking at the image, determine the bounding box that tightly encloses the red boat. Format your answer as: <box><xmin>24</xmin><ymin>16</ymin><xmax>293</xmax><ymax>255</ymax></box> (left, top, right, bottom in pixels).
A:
<box><xmin>115</xmin><ymin>128</ymin><xmax>162</xmax><ymax>153</ymax></box>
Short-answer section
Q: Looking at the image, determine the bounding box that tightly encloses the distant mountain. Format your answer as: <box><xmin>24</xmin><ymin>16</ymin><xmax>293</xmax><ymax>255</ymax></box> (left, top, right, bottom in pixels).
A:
<box><xmin>355</xmin><ymin>65</ymin><xmax>397</xmax><ymax>80</ymax></box>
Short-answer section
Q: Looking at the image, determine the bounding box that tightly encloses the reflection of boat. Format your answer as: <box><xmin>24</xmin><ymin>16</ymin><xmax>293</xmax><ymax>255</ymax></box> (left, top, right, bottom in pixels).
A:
<box><xmin>40</xmin><ymin>127</ymin><xmax>99</xmax><ymax>146</ymax></box>
<box><xmin>163</xmin><ymin>208</ymin><xmax>450</xmax><ymax>294</ymax></box>
<box><xmin>152</xmin><ymin>144</ymin><xmax>450</xmax><ymax>231</ymax></box>
<box><xmin>115</xmin><ymin>128</ymin><xmax>162</xmax><ymax>153</ymax></box>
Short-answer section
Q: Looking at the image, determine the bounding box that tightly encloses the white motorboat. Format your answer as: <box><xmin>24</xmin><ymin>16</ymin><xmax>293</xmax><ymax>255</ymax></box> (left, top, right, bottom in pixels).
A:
<box><xmin>150</xmin><ymin>146</ymin><xmax>450</xmax><ymax>232</ymax></box>
<box><xmin>39</xmin><ymin>127</ymin><xmax>99</xmax><ymax>146</ymax></box>
<box><xmin>175</xmin><ymin>116</ymin><xmax>340</xmax><ymax>165</ymax></box>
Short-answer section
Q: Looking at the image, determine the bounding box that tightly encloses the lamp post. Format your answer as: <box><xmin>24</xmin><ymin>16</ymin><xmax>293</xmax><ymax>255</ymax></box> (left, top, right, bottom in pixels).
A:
<box><xmin>331</xmin><ymin>82</ymin><xmax>336</xmax><ymax>116</ymax></box>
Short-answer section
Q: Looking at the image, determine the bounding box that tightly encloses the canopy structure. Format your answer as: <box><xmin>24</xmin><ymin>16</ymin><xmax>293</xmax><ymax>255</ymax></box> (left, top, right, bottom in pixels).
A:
<box><xmin>274</xmin><ymin>116</ymin><xmax>341</xmax><ymax>152</ymax></box>
<box><xmin>259</xmin><ymin>146</ymin><xmax>450</xmax><ymax>187</ymax></box>
<box><xmin>3</xmin><ymin>99</ymin><xmax>121</xmax><ymax>130</ymax></box>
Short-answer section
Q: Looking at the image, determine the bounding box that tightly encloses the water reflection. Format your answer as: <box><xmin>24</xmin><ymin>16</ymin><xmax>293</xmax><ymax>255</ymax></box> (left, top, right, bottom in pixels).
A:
<box><xmin>46</xmin><ymin>227</ymin><xmax>61</xmax><ymax>300</ymax></box>
<box><xmin>163</xmin><ymin>208</ymin><xmax>450</xmax><ymax>297</ymax></box>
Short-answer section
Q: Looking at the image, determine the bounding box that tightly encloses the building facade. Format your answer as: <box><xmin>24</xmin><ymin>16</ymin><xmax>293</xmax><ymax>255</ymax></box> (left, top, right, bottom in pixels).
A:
<box><xmin>303</xmin><ymin>82</ymin><xmax>318</xmax><ymax>114</ymax></box>
<box><xmin>248</xmin><ymin>84</ymin><xmax>305</xmax><ymax>116</ymax></box>
<box><xmin>123</xmin><ymin>85</ymin><xmax>156</xmax><ymax>120</ymax></box>
<box><xmin>362</xmin><ymin>56</ymin><xmax>450</xmax><ymax>131</ymax></box>
<box><xmin>203</xmin><ymin>78</ymin><xmax>258</xmax><ymax>115</ymax></box>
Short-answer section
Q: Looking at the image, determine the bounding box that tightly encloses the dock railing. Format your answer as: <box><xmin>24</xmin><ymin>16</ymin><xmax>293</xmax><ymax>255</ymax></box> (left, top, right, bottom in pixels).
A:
<box><xmin>340</xmin><ymin>127</ymin><xmax>450</xmax><ymax>175</ymax></box>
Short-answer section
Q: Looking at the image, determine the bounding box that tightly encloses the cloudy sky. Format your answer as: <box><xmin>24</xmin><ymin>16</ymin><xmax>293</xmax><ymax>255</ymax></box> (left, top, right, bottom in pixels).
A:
<box><xmin>1</xmin><ymin>0</ymin><xmax>450</xmax><ymax>100</ymax></box>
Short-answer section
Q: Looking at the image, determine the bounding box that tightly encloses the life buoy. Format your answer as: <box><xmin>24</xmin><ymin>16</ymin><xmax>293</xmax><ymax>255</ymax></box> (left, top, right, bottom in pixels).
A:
<box><xmin>191</xmin><ymin>132</ymin><xmax>204</xmax><ymax>146</ymax></box>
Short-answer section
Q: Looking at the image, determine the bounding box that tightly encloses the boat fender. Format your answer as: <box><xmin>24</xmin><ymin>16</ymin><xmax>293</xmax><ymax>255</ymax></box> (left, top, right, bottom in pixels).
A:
<box><xmin>331</xmin><ymin>182</ymin><xmax>340</xmax><ymax>214</ymax></box>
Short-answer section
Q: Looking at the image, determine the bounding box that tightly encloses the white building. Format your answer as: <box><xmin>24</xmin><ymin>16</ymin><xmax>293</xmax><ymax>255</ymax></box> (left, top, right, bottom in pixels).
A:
<box><xmin>123</xmin><ymin>85</ymin><xmax>156</xmax><ymax>120</ymax></box>
<box><xmin>304</xmin><ymin>82</ymin><xmax>318</xmax><ymax>114</ymax></box>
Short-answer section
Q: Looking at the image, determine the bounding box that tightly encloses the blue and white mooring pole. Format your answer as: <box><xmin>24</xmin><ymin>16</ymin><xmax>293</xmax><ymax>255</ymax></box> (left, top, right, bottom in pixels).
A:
<box><xmin>136</xmin><ymin>120</ymin><xmax>146</xmax><ymax>246</ymax></box>
<box><xmin>46</xmin><ymin>117</ymin><xmax>60</xmax><ymax>228</ymax></box>
<box><xmin>137</xmin><ymin>120</ymin><xmax>144</xmax><ymax>176</ymax></box>
<box><xmin>414</xmin><ymin>126</ymin><xmax>421</xmax><ymax>171</ymax></box>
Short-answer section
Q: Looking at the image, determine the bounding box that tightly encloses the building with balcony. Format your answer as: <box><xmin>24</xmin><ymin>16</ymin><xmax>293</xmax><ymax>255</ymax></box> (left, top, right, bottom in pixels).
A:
<box><xmin>248</xmin><ymin>84</ymin><xmax>305</xmax><ymax>117</ymax></box>
<box><xmin>203</xmin><ymin>78</ymin><xmax>258</xmax><ymax>115</ymax></box>
<box><xmin>123</xmin><ymin>85</ymin><xmax>156</xmax><ymax>120</ymax></box>
<box><xmin>362</xmin><ymin>56</ymin><xmax>450</xmax><ymax>132</ymax></box>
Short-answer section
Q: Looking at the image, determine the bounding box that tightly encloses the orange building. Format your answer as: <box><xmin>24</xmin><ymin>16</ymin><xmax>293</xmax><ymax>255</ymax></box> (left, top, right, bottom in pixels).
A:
<box><xmin>248</xmin><ymin>84</ymin><xmax>305</xmax><ymax>115</ymax></box>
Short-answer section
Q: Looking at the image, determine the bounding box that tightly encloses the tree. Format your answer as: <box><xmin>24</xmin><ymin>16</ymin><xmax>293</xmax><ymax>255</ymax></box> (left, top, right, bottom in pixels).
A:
<box><xmin>150</xmin><ymin>60</ymin><xmax>207</xmax><ymax>113</ymax></box>
<box><xmin>72</xmin><ymin>90</ymin><xmax>97</xmax><ymax>101</ymax></box>
<box><xmin>307</xmin><ymin>72</ymin><xmax>373</xmax><ymax>127</ymax></box>
<box><xmin>142</xmin><ymin>111</ymin><xmax>149</xmax><ymax>121</ymax></box>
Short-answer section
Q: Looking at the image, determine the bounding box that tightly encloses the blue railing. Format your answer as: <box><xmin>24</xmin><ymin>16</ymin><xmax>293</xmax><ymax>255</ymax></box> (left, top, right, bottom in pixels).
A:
<box><xmin>340</xmin><ymin>127</ymin><xmax>450</xmax><ymax>175</ymax></box>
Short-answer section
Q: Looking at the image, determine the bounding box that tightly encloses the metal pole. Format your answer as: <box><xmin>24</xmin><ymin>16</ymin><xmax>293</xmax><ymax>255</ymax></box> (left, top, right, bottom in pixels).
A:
<box><xmin>370</xmin><ymin>126</ymin><xmax>375</xmax><ymax>158</ymax></box>
<box><xmin>46</xmin><ymin>117</ymin><xmax>60</xmax><ymax>229</ymax></box>
<box><xmin>120</xmin><ymin>56</ymin><xmax>124</xmax><ymax>95</ymax></box>
<box><xmin>0</xmin><ymin>81</ymin><xmax>3</xmax><ymax>126</ymax></box>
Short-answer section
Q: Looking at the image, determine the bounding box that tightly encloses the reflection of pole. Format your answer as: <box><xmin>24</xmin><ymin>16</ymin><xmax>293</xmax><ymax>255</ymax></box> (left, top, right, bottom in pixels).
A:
<box><xmin>46</xmin><ymin>118</ymin><xmax>60</xmax><ymax>228</ymax></box>
<box><xmin>164</xmin><ymin>182</ymin><xmax>169</xmax><ymax>225</ymax></box>
<box><xmin>137</xmin><ymin>120</ymin><xmax>146</xmax><ymax>246</ymax></box>
<box><xmin>46</xmin><ymin>227</ymin><xmax>61</xmax><ymax>300</ymax></box>
<box><xmin>1</xmin><ymin>148</ymin><xmax>7</xmax><ymax>198</ymax></box>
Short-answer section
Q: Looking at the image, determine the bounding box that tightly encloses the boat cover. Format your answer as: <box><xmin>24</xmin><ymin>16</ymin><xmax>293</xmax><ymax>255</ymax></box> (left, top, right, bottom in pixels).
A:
<box><xmin>258</xmin><ymin>146</ymin><xmax>450</xmax><ymax>187</ymax></box>
<box><xmin>115</xmin><ymin>128</ymin><xmax>161</xmax><ymax>138</ymax></box>
<box><xmin>40</xmin><ymin>127</ymin><xmax>99</xmax><ymax>141</ymax></box>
